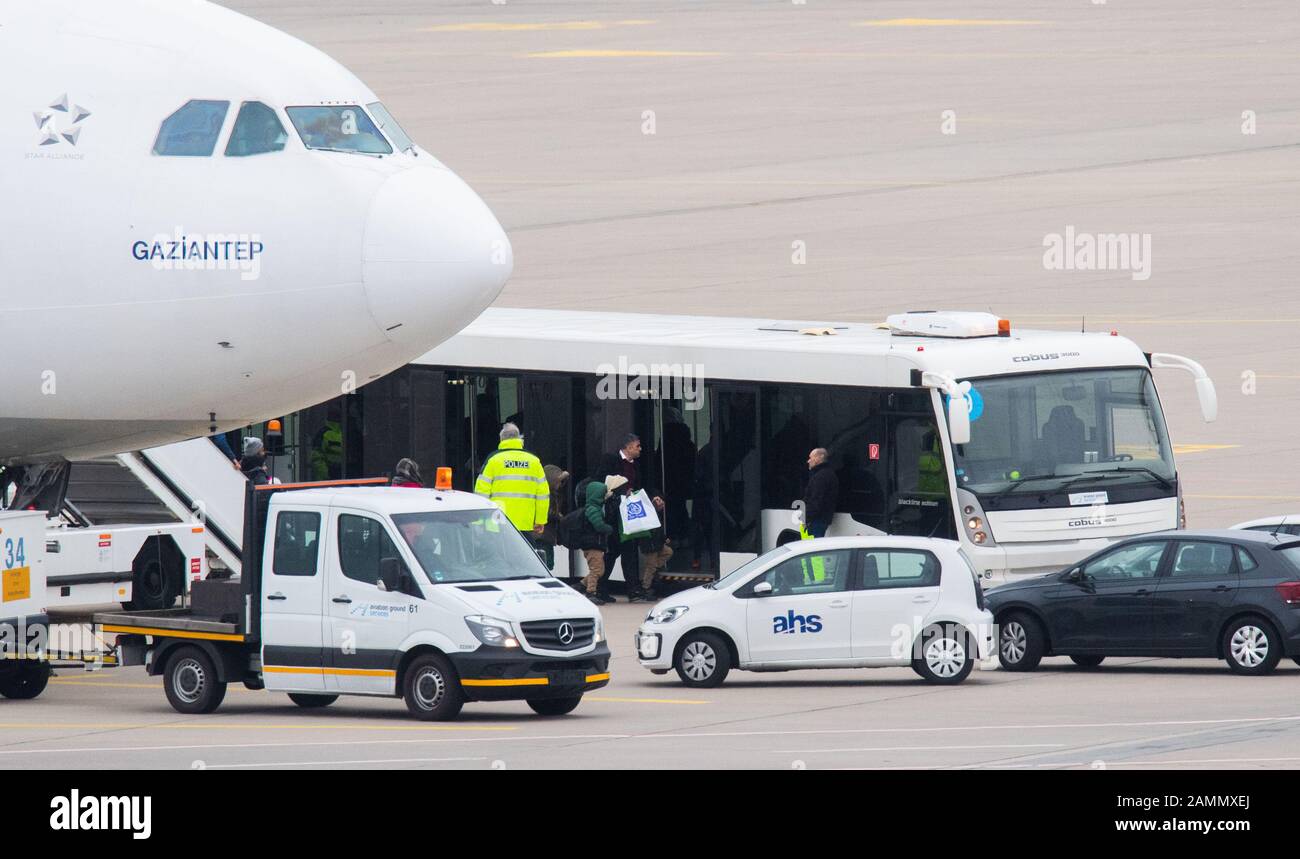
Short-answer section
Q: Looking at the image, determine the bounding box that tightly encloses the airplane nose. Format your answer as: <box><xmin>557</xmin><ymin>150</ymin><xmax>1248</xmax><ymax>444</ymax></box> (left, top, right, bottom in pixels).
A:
<box><xmin>362</xmin><ymin>166</ymin><xmax>512</xmax><ymax>345</ymax></box>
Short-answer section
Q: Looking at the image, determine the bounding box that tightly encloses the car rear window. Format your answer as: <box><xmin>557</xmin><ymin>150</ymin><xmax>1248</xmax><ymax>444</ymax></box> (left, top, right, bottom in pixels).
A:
<box><xmin>1275</xmin><ymin>545</ymin><xmax>1300</xmax><ymax>575</ymax></box>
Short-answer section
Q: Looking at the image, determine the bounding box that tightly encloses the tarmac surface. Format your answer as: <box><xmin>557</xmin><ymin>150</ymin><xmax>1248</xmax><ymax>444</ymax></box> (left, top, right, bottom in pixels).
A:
<box><xmin>221</xmin><ymin>0</ymin><xmax>1300</xmax><ymax>529</ymax></box>
<box><xmin>22</xmin><ymin>1</ymin><xmax>1286</xmax><ymax>769</ymax></box>
<box><xmin>6</xmin><ymin>601</ymin><xmax>1300</xmax><ymax>770</ymax></box>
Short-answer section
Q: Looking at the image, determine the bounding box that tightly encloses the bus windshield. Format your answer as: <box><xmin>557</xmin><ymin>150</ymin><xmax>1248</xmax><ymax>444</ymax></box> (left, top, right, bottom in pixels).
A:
<box><xmin>950</xmin><ymin>367</ymin><xmax>1175</xmax><ymax>505</ymax></box>
<box><xmin>391</xmin><ymin>508</ymin><xmax>549</xmax><ymax>584</ymax></box>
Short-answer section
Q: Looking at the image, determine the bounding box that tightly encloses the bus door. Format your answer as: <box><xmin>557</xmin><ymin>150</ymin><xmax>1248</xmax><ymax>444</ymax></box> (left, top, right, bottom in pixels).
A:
<box><xmin>651</xmin><ymin>395</ymin><xmax>710</xmax><ymax>575</ymax></box>
<box><xmin>445</xmin><ymin>373</ymin><xmax>521</xmax><ymax>491</ymax></box>
<box><xmin>885</xmin><ymin>412</ymin><xmax>955</xmax><ymax>539</ymax></box>
<box><xmin>711</xmin><ymin>385</ymin><xmax>761</xmax><ymax>573</ymax></box>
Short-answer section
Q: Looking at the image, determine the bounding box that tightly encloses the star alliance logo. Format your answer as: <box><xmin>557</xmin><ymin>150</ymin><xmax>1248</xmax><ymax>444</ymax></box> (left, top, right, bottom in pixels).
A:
<box><xmin>34</xmin><ymin>94</ymin><xmax>91</xmax><ymax>147</ymax></box>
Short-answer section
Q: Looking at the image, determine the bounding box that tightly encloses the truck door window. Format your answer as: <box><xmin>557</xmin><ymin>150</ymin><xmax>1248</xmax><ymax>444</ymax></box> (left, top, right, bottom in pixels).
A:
<box><xmin>338</xmin><ymin>513</ymin><xmax>409</xmax><ymax>586</ymax></box>
<box><xmin>272</xmin><ymin>511</ymin><xmax>321</xmax><ymax>576</ymax></box>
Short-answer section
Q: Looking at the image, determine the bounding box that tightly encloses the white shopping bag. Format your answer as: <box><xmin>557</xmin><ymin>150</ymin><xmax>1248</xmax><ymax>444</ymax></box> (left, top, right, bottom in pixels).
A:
<box><xmin>618</xmin><ymin>488</ymin><xmax>661</xmax><ymax>535</ymax></box>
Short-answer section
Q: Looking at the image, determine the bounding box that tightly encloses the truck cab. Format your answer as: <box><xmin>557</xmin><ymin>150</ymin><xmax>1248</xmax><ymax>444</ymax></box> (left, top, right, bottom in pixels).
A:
<box><xmin>101</xmin><ymin>480</ymin><xmax>610</xmax><ymax>720</ymax></box>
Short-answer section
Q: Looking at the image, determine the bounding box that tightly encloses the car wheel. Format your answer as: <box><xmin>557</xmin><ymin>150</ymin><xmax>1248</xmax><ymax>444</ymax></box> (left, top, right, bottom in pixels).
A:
<box><xmin>288</xmin><ymin>693</ymin><xmax>338</xmax><ymax>708</ymax></box>
<box><xmin>674</xmin><ymin>631</ymin><xmax>731</xmax><ymax>688</ymax></box>
<box><xmin>998</xmin><ymin>612</ymin><xmax>1045</xmax><ymax>671</ymax></box>
<box><xmin>1069</xmin><ymin>655</ymin><xmax>1105</xmax><ymax>669</ymax></box>
<box><xmin>528</xmin><ymin>695</ymin><xmax>583</xmax><ymax>716</ymax></box>
<box><xmin>163</xmin><ymin>646</ymin><xmax>227</xmax><ymax>714</ymax></box>
<box><xmin>402</xmin><ymin>653</ymin><xmax>464</xmax><ymax>720</ymax></box>
<box><xmin>0</xmin><ymin>662</ymin><xmax>51</xmax><ymax>699</ymax></box>
<box><xmin>912</xmin><ymin>624</ymin><xmax>974</xmax><ymax>684</ymax></box>
<box><xmin>1223</xmin><ymin>617</ymin><xmax>1282</xmax><ymax>676</ymax></box>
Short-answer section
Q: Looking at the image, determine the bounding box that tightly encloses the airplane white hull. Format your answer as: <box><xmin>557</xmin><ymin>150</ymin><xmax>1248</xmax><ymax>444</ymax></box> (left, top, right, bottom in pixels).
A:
<box><xmin>0</xmin><ymin>0</ymin><xmax>512</xmax><ymax>464</ymax></box>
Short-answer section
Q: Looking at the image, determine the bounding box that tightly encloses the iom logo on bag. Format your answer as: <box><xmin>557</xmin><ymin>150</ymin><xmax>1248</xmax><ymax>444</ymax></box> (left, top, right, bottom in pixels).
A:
<box><xmin>626</xmin><ymin>500</ymin><xmax>647</xmax><ymax>520</ymax></box>
<box><xmin>772</xmin><ymin>610</ymin><xmax>822</xmax><ymax>634</ymax></box>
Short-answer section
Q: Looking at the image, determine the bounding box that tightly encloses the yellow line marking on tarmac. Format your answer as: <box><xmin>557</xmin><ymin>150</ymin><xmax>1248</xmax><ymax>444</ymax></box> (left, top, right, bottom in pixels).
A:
<box><xmin>426</xmin><ymin>19</ymin><xmax>654</xmax><ymax>32</ymax></box>
<box><xmin>585</xmin><ymin>696</ymin><xmax>710</xmax><ymax>705</ymax></box>
<box><xmin>0</xmin><ymin>723</ymin><xmax>519</xmax><ymax>732</ymax></box>
<box><xmin>1173</xmin><ymin>443</ymin><xmax>1240</xmax><ymax>455</ymax></box>
<box><xmin>529</xmin><ymin>49</ymin><xmax>724</xmax><ymax>58</ymax></box>
<box><xmin>856</xmin><ymin>18</ymin><xmax>1043</xmax><ymax>27</ymax></box>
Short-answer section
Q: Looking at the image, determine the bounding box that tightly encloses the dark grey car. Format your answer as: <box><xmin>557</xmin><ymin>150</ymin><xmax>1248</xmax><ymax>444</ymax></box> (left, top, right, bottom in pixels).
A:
<box><xmin>986</xmin><ymin>529</ymin><xmax>1300</xmax><ymax>675</ymax></box>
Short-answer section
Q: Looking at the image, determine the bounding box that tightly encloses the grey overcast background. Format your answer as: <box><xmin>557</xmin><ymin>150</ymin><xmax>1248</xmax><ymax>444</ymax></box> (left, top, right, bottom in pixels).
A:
<box><xmin>226</xmin><ymin>0</ymin><xmax>1300</xmax><ymax>527</ymax></box>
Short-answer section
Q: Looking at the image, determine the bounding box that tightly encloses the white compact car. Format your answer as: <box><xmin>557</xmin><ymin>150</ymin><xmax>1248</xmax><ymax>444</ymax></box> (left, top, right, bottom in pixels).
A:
<box><xmin>635</xmin><ymin>537</ymin><xmax>994</xmax><ymax>687</ymax></box>
<box><xmin>1232</xmin><ymin>516</ymin><xmax>1300</xmax><ymax>536</ymax></box>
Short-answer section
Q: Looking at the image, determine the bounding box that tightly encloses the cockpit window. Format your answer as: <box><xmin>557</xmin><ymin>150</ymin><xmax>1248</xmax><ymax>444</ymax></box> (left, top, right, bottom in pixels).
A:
<box><xmin>285</xmin><ymin>105</ymin><xmax>392</xmax><ymax>155</ymax></box>
<box><xmin>153</xmin><ymin>100</ymin><xmax>230</xmax><ymax>156</ymax></box>
<box><xmin>225</xmin><ymin>102</ymin><xmax>288</xmax><ymax>157</ymax></box>
<box><xmin>366</xmin><ymin>102</ymin><xmax>415</xmax><ymax>154</ymax></box>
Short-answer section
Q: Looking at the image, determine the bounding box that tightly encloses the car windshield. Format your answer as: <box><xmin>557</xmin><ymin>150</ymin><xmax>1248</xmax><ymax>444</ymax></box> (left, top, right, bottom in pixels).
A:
<box><xmin>391</xmin><ymin>508</ymin><xmax>549</xmax><ymax>584</ymax></box>
<box><xmin>950</xmin><ymin>367</ymin><xmax>1175</xmax><ymax>504</ymax></box>
<box><xmin>711</xmin><ymin>545</ymin><xmax>790</xmax><ymax>589</ymax></box>
<box><xmin>285</xmin><ymin>105</ymin><xmax>393</xmax><ymax>155</ymax></box>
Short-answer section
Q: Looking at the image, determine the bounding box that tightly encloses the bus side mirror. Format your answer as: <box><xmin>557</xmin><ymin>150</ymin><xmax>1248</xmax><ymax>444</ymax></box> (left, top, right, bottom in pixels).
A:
<box><xmin>948</xmin><ymin>389</ymin><xmax>972</xmax><ymax>445</ymax></box>
<box><xmin>1151</xmin><ymin>353</ymin><xmax>1217</xmax><ymax>423</ymax></box>
<box><xmin>921</xmin><ymin>372</ymin><xmax>972</xmax><ymax>445</ymax></box>
<box><xmin>379</xmin><ymin>557</ymin><xmax>402</xmax><ymax>592</ymax></box>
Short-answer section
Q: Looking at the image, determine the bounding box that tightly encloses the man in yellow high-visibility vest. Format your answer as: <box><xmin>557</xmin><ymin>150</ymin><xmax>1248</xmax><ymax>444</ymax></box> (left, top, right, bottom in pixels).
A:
<box><xmin>474</xmin><ymin>423</ymin><xmax>549</xmax><ymax>538</ymax></box>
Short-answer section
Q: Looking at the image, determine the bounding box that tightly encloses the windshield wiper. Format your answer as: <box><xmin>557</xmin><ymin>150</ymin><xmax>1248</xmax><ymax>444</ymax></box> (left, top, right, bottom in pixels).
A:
<box><xmin>309</xmin><ymin>146</ymin><xmax>384</xmax><ymax>157</ymax></box>
<box><xmin>986</xmin><ymin>473</ymin><xmax>1063</xmax><ymax>502</ymax></box>
<box><xmin>1105</xmin><ymin>466</ymin><xmax>1174</xmax><ymax>490</ymax></box>
<box><xmin>1058</xmin><ymin>468</ymin><xmax>1173</xmax><ymax>492</ymax></box>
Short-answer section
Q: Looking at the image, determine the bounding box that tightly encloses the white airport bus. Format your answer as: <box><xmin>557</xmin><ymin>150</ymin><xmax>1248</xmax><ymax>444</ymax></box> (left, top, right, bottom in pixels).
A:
<box><xmin>289</xmin><ymin>309</ymin><xmax>1217</xmax><ymax>584</ymax></box>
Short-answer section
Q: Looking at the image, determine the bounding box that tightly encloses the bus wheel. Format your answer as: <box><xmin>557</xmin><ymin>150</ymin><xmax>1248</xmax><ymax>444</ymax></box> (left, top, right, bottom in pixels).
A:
<box><xmin>0</xmin><ymin>662</ymin><xmax>51</xmax><ymax>699</ymax></box>
<box><xmin>403</xmin><ymin>654</ymin><xmax>464</xmax><ymax>721</ymax></box>
<box><xmin>289</xmin><ymin>693</ymin><xmax>338</xmax><ymax>708</ymax></box>
<box><xmin>163</xmin><ymin>646</ymin><xmax>227</xmax><ymax>714</ymax></box>
<box><xmin>528</xmin><ymin>695</ymin><xmax>582</xmax><ymax>716</ymax></box>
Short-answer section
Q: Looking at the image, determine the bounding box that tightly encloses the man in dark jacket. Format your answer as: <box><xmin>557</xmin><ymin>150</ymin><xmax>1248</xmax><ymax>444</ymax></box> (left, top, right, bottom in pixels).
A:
<box><xmin>802</xmin><ymin>447</ymin><xmax>838</xmax><ymax>538</ymax></box>
<box><xmin>597</xmin><ymin>433</ymin><xmax>663</xmax><ymax>601</ymax></box>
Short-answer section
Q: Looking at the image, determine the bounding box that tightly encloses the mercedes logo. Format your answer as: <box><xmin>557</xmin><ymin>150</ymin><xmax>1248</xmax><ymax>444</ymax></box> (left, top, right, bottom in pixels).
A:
<box><xmin>557</xmin><ymin>622</ymin><xmax>575</xmax><ymax>645</ymax></box>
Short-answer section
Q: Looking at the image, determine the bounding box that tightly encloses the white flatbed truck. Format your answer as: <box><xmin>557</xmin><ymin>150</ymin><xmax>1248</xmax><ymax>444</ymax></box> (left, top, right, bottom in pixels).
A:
<box><xmin>95</xmin><ymin>477</ymin><xmax>611</xmax><ymax>720</ymax></box>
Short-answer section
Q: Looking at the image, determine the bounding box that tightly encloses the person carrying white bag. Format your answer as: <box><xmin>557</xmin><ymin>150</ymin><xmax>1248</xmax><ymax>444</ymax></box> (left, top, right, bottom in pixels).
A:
<box><xmin>619</xmin><ymin>488</ymin><xmax>661</xmax><ymax>535</ymax></box>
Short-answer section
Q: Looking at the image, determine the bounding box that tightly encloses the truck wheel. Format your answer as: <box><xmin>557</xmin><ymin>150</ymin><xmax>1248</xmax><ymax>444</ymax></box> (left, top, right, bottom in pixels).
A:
<box><xmin>911</xmin><ymin>624</ymin><xmax>975</xmax><ymax>684</ymax></box>
<box><xmin>0</xmin><ymin>662</ymin><xmax>51</xmax><ymax>699</ymax></box>
<box><xmin>289</xmin><ymin>693</ymin><xmax>338</xmax><ymax>708</ymax></box>
<box><xmin>674</xmin><ymin>631</ymin><xmax>731</xmax><ymax>687</ymax></box>
<box><xmin>163</xmin><ymin>646</ymin><xmax>227</xmax><ymax>714</ymax></box>
<box><xmin>402</xmin><ymin>654</ymin><xmax>464</xmax><ymax>721</ymax></box>
<box><xmin>528</xmin><ymin>695</ymin><xmax>582</xmax><ymax>716</ymax></box>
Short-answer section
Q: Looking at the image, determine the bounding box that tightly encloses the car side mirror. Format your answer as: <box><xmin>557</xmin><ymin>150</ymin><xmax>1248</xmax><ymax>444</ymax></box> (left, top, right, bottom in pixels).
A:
<box><xmin>379</xmin><ymin>557</ymin><xmax>402</xmax><ymax>592</ymax></box>
<box><xmin>535</xmin><ymin>548</ymin><xmax>548</xmax><ymax>565</ymax></box>
<box><xmin>752</xmin><ymin>581</ymin><xmax>773</xmax><ymax>597</ymax></box>
<box><xmin>1066</xmin><ymin>567</ymin><xmax>1083</xmax><ymax>583</ymax></box>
